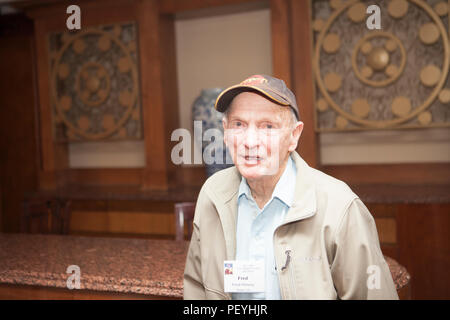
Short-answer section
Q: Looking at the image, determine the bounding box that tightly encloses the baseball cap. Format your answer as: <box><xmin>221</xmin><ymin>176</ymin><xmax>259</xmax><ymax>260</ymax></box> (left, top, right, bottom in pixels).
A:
<box><xmin>214</xmin><ymin>74</ymin><xmax>299</xmax><ymax>120</ymax></box>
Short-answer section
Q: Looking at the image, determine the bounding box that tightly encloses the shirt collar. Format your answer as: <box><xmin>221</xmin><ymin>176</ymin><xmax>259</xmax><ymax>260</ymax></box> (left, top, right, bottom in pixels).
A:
<box><xmin>238</xmin><ymin>155</ymin><xmax>297</xmax><ymax>207</ymax></box>
<box><xmin>238</xmin><ymin>177</ymin><xmax>250</xmax><ymax>200</ymax></box>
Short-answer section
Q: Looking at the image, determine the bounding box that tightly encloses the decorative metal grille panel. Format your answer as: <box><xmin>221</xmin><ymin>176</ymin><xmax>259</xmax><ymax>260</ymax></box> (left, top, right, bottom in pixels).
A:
<box><xmin>312</xmin><ymin>0</ymin><xmax>449</xmax><ymax>132</ymax></box>
<box><xmin>48</xmin><ymin>22</ymin><xmax>143</xmax><ymax>141</ymax></box>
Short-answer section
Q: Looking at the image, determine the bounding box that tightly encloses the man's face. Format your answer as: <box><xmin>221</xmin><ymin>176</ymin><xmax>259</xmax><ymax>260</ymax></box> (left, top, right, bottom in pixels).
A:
<box><xmin>223</xmin><ymin>91</ymin><xmax>303</xmax><ymax>181</ymax></box>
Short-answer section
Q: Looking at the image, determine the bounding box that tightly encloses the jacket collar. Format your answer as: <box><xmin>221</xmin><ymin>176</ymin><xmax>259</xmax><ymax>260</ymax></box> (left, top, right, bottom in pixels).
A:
<box><xmin>206</xmin><ymin>151</ymin><xmax>317</xmax><ymax>260</ymax></box>
<box><xmin>284</xmin><ymin>151</ymin><xmax>317</xmax><ymax>224</ymax></box>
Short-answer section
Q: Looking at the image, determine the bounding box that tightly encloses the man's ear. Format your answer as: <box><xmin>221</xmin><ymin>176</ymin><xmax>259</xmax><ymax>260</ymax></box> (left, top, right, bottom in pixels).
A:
<box><xmin>288</xmin><ymin>121</ymin><xmax>304</xmax><ymax>152</ymax></box>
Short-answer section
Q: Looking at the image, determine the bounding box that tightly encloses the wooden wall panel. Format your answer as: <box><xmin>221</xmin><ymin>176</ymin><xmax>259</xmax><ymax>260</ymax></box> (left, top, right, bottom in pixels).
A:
<box><xmin>369</xmin><ymin>204</ymin><xmax>398</xmax><ymax>251</ymax></box>
<box><xmin>66</xmin><ymin>168</ymin><xmax>143</xmax><ymax>186</ymax></box>
<box><xmin>270</xmin><ymin>0</ymin><xmax>292</xmax><ymax>88</ymax></box>
<box><xmin>69</xmin><ymin>199</ymin><xmax>176</xmax><ymax>238</ymax></box>
<box><xmin>70</xmin><ymin>210</ymin><xmax>175</xmax><ymax>237</ymax></box>
<box><xmin>159</xmin><ymin>0</ymin><xmax>264</xmax><ymax>13</ymax></box>
<box><xmin>271</xmin><ymin>0</ymin><xmax>319</xmax><ymax>168</ymax></box>
<box><xmin>136</xmin><ymin>0</ymin><xmax>170</xmax><ymax>190</ymax></box>
<box><xmin>374</xmin><ymin>217</ymin><xmax>397</xmax><ymax>244</ymax></box>
<box><xmin>367</xmin><ymin>202</ymin><xmax>450</xmax><ymax>299</ymax></box>
<box><xmin>158</xmin><ymin>12</ymin><xmax>181</xmax><ymax>187</ymax></box>
<box><xmin>397</xmin><ymin>203</ymin><xmax>450</xmax><ymax>299</ymax></box>
<box><xmin>33</xmin><ymin>15</ymin><xmax>69</xmax><ymax>190</ymax></box>
<box><xmin>290</xmin><ymin>0</ymin><xmax>319</xmax><ymax>168</ymax></box>
<box><xmin>323</xmin><ymin>163</ymin><xmax>450</xmax><ymax>186</ymax></box>
<box><xmin>356</xmin><ymin>203</ymin><xmax>399</xmax><ymax>259</ymax></box>
<box><xmin>0</xmin><ymin>14</ymin><xmax>39</xmax><ymax>233</ymax></box>
<box><xmin>0</xmin><ymin>183</ymin><xmax>2</xmax><ymax>232</ymax></box>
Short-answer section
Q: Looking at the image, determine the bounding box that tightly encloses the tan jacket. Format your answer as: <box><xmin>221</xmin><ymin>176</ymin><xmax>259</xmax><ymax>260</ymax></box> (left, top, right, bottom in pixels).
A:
<box><xmin>183</xmin><ymin>151</ymin><xmax>398</xmax><ymax>300</ymax></box>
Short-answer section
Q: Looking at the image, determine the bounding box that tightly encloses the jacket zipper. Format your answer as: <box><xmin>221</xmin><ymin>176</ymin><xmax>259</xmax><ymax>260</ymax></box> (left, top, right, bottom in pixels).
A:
<box><xmin>281</xmin><ymin>246</ymin><xmax>297</xmax><ymax>299</ymax></box>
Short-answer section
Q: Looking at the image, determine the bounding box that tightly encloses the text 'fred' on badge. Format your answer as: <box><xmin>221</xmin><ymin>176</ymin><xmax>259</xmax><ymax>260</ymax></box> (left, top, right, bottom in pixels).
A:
<box><xmin>224</xmin><ymin>260</ymin><xmax>265</xmax><ymax>293</ymax></box>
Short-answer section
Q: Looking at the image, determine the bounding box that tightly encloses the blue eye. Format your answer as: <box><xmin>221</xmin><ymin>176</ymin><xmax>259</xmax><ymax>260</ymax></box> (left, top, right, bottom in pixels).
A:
<box><xmin>230</xmin><ymin>121</ymin><xmax>243</xmax><ymax>129</ymax></box>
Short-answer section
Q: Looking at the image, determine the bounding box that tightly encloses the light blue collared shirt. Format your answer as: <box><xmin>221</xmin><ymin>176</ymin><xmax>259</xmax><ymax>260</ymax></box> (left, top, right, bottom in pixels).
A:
<box><xmin>232</xmin><ymin>155</ymin><xmax>297</xmax><ymax>300</ymax></box>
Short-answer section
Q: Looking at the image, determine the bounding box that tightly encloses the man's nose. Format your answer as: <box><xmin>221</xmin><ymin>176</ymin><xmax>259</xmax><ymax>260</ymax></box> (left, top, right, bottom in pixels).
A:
<box><xmin>243</xmin><ymin>126</ymin><xmax>260</xmax><ymax>149</ymax></box>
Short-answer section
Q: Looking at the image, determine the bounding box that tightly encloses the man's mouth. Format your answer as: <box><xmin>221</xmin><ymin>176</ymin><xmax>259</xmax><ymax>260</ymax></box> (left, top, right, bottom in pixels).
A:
<box><xmin>241</xmin><ymin>155</ymin><xmax>264</xmax><ymax>163</ymax></box>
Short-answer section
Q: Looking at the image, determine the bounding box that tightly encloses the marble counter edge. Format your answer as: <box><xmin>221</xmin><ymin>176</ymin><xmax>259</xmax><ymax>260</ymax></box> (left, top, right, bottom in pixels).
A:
<box><xmin>0</xmin><ymin>269</ymin><xmax>183</xmax><ymax>298</ymax></box>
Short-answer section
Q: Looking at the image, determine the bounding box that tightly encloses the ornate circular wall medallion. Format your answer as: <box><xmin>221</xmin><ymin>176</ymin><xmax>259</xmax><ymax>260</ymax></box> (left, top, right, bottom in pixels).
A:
<box><xmin>49</xmin><ymin>23</ymin><xmax>142</xmax><ymax>141</ymax></box>
<box><xmin>313</xmin><ymin>0</ymin><xmax>449</xmax><ymax>130</ymax></box>
<box><xmin>352</xmin><ymin>32</ymin><xmax>406</xmax><ymax>87</ymax></box>
<box><xmin>75</xmin><ymin>62</ymin><xmax>111</xmax><ymax>107</ymax></box>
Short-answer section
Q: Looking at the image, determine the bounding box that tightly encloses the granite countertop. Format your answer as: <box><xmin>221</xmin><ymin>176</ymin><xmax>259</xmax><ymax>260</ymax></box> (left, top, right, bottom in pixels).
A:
<box><xmin>383</xmin><ymin>256</ymin><xmax>410</xmax><ymax>291</ymax></box>
<box><xmin>0</xmin><ymin>233</ymin><xmax>411</xmax><ymax>298</ymax></box>
<box><xmin>0</xmin><ymin>233</ymin><xmax>189</xmax><ymax>298</ymax></box>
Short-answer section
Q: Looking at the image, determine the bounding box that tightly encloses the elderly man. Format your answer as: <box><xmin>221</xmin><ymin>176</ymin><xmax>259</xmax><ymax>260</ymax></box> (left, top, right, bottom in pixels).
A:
<box><xmin>183</xmin><ymin>75</ymin><xmax>398</xmax><ymax>300</ymax></box>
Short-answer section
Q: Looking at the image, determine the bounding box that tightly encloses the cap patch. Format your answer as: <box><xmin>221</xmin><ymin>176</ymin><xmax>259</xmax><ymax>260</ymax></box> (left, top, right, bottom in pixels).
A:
<box><xmin>240</xmin><ymin>75</ymin><xmax>268</xmax><ymax>86</ymax></box>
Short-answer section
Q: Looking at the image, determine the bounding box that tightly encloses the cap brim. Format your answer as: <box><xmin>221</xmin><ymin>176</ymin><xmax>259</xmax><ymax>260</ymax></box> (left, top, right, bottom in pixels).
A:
<box><xmin>214</xmin><ymin>85</ymin><xmax>290</xmax><ymax>113</ymax></box>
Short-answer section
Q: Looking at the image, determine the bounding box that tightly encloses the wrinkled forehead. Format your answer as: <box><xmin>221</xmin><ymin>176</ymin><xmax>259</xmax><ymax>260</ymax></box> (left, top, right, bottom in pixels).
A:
<box><xmin>227</xmin><ymin>91</ymin><xmax>291</xmax><ymax>121</ymax></box>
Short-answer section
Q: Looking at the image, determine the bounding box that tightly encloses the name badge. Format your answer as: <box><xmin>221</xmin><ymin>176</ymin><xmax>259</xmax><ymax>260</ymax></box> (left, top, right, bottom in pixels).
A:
<box><xmin>224</xmin><ymin>260</ymin><xmax>265</xmax><ymax>293</ymax></box>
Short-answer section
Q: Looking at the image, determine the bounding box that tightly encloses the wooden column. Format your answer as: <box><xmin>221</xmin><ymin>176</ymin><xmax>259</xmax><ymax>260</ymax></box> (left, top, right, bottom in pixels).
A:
<box><xmin>137</xmin><ymin>0</ymin><xmax>172</xmax><ymax>190</ymax></box>
<box><xmin>270</xmin><ymin>0</ymin><xmax>292</xmax><ymax>88</ymax></box>
<box><xmin>0</xmin><ymin>14</ymin><xmax>39</xmax><ymax>232</ymax></box>
<box><xmin>290</xmin><ymin>0</ymin><xmax>319</xmax><ymax>168</ymax></box>
<box><xmin>32</xmin><ymin>15</ymin><xmax>69</xmax><ymax>189</ymax></box>
<box><xmin>271</xmin><ymin>0</ymin><xmax>319</xmax><ymax>168</ymax></box>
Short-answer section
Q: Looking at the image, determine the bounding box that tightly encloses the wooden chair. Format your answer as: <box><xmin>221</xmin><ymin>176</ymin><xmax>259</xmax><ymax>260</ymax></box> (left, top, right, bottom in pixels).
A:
<box><xmin>174</xmin><ymin>202</ymin><xmax>195</xmax><ymax>241</ymax></box>
<box><xmin>21</xmin><ymin>198</ymin><xmax>71</xmax><ymax>235</ymax></box>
